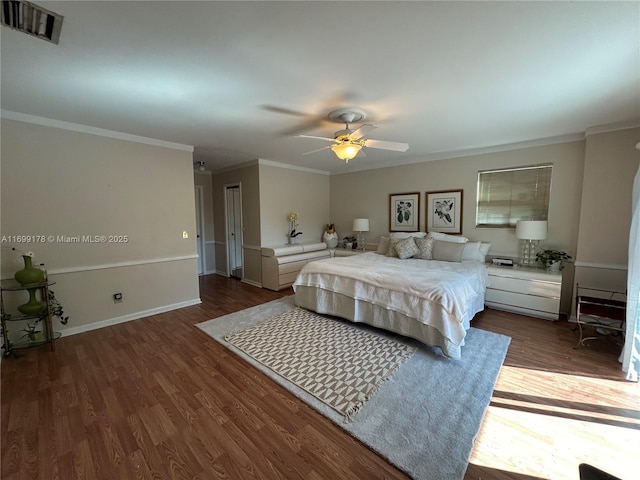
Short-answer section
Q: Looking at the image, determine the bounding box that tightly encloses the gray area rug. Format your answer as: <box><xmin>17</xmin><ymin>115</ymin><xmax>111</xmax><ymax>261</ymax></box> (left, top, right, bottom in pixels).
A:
<box><xmin>225</xmin><ymin>307</ymin><xmax>416</xmax><ymax>420</ymax></box>
<box><xmin>197</xmin><ymin>297</ymin><xmax>511</xmax><ymax>480</ymax></box>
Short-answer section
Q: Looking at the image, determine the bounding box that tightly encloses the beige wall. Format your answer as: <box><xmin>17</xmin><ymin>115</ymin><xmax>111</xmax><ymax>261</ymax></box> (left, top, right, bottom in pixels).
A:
<box><xmin>330</xmin><ymin>141</ymin><xmax>585</xmax><ymax>256</ymax></box>
<box><xmin>330</xmin><ymin>141</ymin><xmax>585</xmax><ymax>314</ymax></box>
<box><xmin>210</xmin><ymin>161</ymin><xmax>330</xmax><ymax>287</ymax></box>
<box><xmin>259</xmin><ymin>163</ymin><xmax>330</xmax><ymax>246</ymax></box>
<box><xmin>212</xmin><ymin>163</ymin><xmax>262</xmax><ymax>284</ymax></box>
<box><xmin>1</xmin><ymin>119</ymin><xmax>200</xmax><ymax>333</ymax></box>
<box><xmin>194</xmin><ymin>171</ymin><xmax>215</xmax><ymax>273</ymax></box>
<box><xmin>574</xmin><ymin>127</ymin><xmax>640</xmax><ymax>294</ymax></box>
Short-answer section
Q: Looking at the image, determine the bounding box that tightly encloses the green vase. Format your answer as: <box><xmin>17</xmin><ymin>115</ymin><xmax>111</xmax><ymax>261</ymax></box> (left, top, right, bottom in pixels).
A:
<box><xmin>17</xmin><ymin>288</ymin><xmax>46</xmax><ymax>315</ymax></box>
<box><xmin>14</xmin><ymin>255</ymin><xmax>45</xmax><ymax>286</ymax></box>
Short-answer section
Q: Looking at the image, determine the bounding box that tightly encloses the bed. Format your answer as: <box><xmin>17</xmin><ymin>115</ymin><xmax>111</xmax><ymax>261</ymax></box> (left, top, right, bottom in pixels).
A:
<box><xmin>292</xmin><ymin>235</ymin><xmax>489</xmax><ymax>359</ymax></box>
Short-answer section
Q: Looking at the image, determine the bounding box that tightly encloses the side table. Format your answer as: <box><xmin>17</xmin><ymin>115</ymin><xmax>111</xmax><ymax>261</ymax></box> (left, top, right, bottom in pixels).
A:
<box><xmin>0</xmin><ymin>279</ymin><xmax>60</xmax><ymax>356</ymax></box>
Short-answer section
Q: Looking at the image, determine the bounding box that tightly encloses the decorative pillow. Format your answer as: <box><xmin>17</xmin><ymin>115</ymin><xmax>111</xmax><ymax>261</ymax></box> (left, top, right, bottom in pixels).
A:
<box><xmin>390</xmin><ymin>232</ymin><xmax>427</xmax><ymax>240</ymax></box>
<box><xmin>432</xmin><ymin>240</ymin><xmax>465</xmax><ymax>262</ymax></box>
<box><xmin>376</xmin><ymin>236</ymin><xmax>390</xmax><ymax>255</ymax></box>
<box><xmin>427</xmin><ymin>231</ymin><xmax>469</xmax><ymax>244</ymax></box>
<box><xmin>395</xmin><ymin>237</ymin><xmax>420</xmax><ymax>259</ymax></box>
<box><xmin>413</xmin><ymin>237</ymin><xmax>434</xmax><ymax>260</ymax></box>
<box><xmin>386</xmin><ymin>238</ymin><xmax>399</xmax><ymax>257</ymax></box>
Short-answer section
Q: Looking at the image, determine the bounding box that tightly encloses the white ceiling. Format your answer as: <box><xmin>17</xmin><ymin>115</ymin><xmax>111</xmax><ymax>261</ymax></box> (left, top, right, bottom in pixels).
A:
<box><xmin>2</xmin><ymin>1</ymin><xmax>639</xmax><ymax>174</ymax></box>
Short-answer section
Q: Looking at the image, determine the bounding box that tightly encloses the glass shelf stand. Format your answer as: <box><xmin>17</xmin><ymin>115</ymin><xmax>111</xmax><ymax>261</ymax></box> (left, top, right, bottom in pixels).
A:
<box><xmin>0</xmin><ymin>279</ymin><xmax>58</xmax><ymax>356</ymax></box>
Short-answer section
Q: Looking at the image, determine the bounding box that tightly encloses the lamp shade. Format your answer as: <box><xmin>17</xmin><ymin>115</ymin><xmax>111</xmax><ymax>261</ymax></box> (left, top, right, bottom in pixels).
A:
<box><xmin>516</xmin><ymin>220</ymin><xmax>547</xmax><ymax>240</ymax></box>
<box><xmin>331</xmin><ymin>143</ymin><xmax>362</xmax><ymax>161</ymax></box>
<box><xmin>352</xmin><ymin>218</ymin><xmax>370</xmax><ymax>232</ymax></box>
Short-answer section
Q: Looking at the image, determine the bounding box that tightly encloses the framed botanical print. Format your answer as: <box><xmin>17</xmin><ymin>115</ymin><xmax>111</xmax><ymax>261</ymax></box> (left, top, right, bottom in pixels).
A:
<box><xmin>426</xmin><ymin>189</ymin><xmax>463</xmax><ymax>234</ymax></box>
<box><xmin>389</xmin><ymin>192</ymin><xmax>420</xmax><ymax>232</ymax></box>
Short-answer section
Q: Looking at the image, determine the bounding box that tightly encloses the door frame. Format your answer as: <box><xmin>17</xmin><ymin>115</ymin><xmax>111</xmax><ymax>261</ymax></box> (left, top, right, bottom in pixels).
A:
<box><xmin>223</xmin><ymin>182</ymin><xmax>243</xmax><ymax>279</ymax></box>
<box><xmin>194</xmin><ymin>185</ymin><xmax>206</xmax><ymax>275</ymax></box>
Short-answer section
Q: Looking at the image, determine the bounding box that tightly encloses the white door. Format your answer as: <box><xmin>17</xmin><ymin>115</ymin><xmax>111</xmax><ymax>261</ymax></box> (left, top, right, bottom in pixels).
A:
<box><xmin>194</xmin><ymin>186</ymin><xmax>205</xmax><ymax>275</ymax></box>
<box><xmin>226</xmin><ymin>186</ymin><xmax>242</xmax><ymax>278</ymax></box>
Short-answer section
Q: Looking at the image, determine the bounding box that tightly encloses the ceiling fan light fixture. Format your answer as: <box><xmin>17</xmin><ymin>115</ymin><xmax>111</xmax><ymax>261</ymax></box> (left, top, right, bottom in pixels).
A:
<box><xmin>331</xmin><ymin>143</ymin><xmax>361</xmax><ymax>162</ymax></box>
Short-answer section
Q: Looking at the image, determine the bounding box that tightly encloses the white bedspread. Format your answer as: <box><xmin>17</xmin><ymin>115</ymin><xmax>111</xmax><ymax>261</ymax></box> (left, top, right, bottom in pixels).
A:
<box><xmin>292</xmin><ymin>252</ymin><xmax>488</xmax><ymax>346</ymax></box>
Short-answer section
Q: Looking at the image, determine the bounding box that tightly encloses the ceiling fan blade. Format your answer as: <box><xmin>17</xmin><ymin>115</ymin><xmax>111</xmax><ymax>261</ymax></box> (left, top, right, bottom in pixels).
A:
<box><xmin>365</xmin><ymin>139</ymin><xmax>410</xmax><ymax>152</ymax></box>
<box><xmin>350</xmin><ymin>124</ymin><xmax>377</xmax><ymax>140</ymax></box>
<box><xmin>280</xmin><ymin>118</ymin><xmax>328</xmax><ymax>136</ymax></box>
<box><xmin>261</xmin><ymin>105</ymin><xmax>333</xmax><ymax>135</ymax></box>
<box><xmin>302</xmin><ymin>145</ymin><xmax>333</xmax><ymax>155</ymax></box>
<box><xmin>296</xmin><ymin>134</ymin><xmax>336</xmax><ymax>142</ymax></box>
<box><xmin>261</xmin><ymin>105</ymin><xmax>311</xmax><ymax>117</ymax></box>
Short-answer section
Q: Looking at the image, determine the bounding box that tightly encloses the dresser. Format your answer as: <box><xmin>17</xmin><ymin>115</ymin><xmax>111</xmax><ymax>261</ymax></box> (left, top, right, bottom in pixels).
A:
<box><xmin>261</xmin><ymin>242</ymin><xmax>331</xmax><ymax>291</ymax></box>
<box><xmin>485</xmin><ymin>264</ymin><xmax>562</xmax><ymax>320</ymax></box>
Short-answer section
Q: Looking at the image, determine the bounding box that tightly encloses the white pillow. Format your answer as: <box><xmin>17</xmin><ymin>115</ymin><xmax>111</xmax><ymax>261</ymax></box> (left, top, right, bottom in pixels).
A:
<box><xmin>376</xmin><ymin>236</ymin><xmax>390</xmax><ymax>255</ymax></box>
<box><xmin>461</xmin><ymin>241</ymin><xmax>492</xmax><ymax>263</ymax></box>
<box><xmin>390</xmin><ymin>232</ymin><xmax>427</xmax><ymax>240</ymax></box>
<box><xmin>427</xmin><ymin>231</ymin><xmax>468</xmax><ymax>244</ymax></box>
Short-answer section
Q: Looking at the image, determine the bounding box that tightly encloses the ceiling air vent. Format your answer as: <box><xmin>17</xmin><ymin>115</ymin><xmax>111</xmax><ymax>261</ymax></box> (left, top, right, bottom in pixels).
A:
<box><xmin>1</xmin><ymin>0</ymin><xmax>63</xmax><ymax>44</ymax></box>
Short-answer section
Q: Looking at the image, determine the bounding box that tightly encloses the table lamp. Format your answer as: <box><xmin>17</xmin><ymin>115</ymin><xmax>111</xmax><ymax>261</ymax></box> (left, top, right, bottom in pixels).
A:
<box><xmin>352</xmin><ymin>218</ymin><xmax>370</xmax><ymax>252</ymax></box>
<box><xmin>516</xmin><ymin>220</ymin><xmax>547</xmax><ymax>265</ymax></box>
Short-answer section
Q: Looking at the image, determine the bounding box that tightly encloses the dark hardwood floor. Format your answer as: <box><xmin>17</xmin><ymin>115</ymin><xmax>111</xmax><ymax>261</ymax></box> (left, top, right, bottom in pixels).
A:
<box><xmin>2</xmin><ymin>275</ymin><xmax>638</xmax><ymax>480</ymax></box>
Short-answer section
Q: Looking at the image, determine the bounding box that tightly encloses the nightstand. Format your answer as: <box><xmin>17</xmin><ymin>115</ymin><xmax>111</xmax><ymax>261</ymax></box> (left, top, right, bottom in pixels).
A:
<box><xmin>485</xmin><ymin>264</ymin><xmax>562</xmax><ymax>320</ymax></box>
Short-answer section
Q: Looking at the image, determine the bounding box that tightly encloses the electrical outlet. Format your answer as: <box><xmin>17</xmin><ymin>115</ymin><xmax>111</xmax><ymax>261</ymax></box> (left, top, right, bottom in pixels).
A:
<box><xmin>113</xmin><ymin>292</ymin><xmax>123</xmax><ymax>303</ymax></box>
<box><xmin>182</xmin><ymin>231</ymin><xmax>189</xmax><ymax>239</ymax></box>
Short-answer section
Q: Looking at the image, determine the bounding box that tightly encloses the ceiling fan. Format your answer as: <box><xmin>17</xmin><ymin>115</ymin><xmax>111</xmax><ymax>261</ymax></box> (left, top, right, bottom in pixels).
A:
<box><xmin>297</xmin><ymin>108</ymin><xmax>409</xmax><ymax>163</ymax></box>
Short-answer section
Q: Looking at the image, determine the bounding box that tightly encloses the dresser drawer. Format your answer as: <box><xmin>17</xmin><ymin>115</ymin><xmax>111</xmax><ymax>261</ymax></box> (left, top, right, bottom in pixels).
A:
<box><xmin>485</xmin><ymin>264</ymin><xmax>562</xmax><ymax>320</ymax></box>
<box><xmin>489</xmin><ymin>275</ymin><xmax>561</xmax><ymax>298</ymax></box>
<box><xmin>486</xmin><ymin>289</ymin><xmax>560</xmax><ymax>315</ymax></box>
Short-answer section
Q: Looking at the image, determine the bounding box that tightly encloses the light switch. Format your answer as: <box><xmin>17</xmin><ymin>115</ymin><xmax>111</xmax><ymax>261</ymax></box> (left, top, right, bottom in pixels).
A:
<box><xmin>182</xmin><ymin>231</ymin><xmax>189</xmax><ymax>239</ymax></box>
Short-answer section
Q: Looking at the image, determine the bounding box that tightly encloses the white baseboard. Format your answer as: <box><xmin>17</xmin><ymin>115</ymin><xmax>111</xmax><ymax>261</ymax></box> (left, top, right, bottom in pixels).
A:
<box><xmin>241</xmin><ymin>278</ymin><xmax>262</xmax><ymax>288</ymax></box>
<box><xmin>59</xmin><ymin>298</ymin><xmax>202</xmax><ymax>337</ymax></box>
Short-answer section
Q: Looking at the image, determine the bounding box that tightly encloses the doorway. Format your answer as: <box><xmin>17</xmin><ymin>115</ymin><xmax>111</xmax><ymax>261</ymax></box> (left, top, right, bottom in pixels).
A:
<box><xmin>194</xmin><ymin>185</ymin><xmax>205</xmax><ymax>275</ymax></box>
<box><xmin>225</xmin><ymin>184</ymin><xmax>243</xmax><ymax>279</ymax></box>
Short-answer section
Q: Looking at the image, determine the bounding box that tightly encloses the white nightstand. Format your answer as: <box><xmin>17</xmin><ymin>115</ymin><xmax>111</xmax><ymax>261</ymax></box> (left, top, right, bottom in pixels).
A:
<box><xmin>485</xmin><ymin>264</ymin><xmax>562</xmax><ymax>320</ymax></box>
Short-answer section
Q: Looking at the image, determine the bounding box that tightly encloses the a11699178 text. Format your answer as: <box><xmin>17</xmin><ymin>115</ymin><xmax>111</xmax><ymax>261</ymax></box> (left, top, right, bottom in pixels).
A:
<box><xmin>1</xmin><ymin>235</ymin><xmax>129</xmax><ymax>244</ymax></box>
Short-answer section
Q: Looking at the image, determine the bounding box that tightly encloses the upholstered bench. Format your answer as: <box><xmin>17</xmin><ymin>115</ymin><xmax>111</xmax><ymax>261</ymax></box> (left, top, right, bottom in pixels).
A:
<box><xmin>261</xmin><ymin>242</ymin><xmax>330</xmax><ymax>291</ymax></box>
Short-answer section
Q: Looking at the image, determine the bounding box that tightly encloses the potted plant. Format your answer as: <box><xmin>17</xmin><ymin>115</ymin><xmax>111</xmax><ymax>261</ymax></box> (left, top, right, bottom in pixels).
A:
<box><xmin>536</xmin><ymin>249</ymin><xmax>572</xmax><ymax>271</ymax></box>
<box><xmin>21</xmin><ymin>322</ymin><xmax>44</xmax><ymax>342</ymax></box>
<box><xmin>48</xmin><ymin>290</ymin><xmax>69</xmax><ymax>325</ymax></box>
<box><xmin>287</xmin><ymin>212</ymin><xmax>303</xmax><ymax>244</ymax></box>
<box><xmin>342</xmin><ymin>235</ymin><xmax>357</xmax><ymax>249</ymax></box>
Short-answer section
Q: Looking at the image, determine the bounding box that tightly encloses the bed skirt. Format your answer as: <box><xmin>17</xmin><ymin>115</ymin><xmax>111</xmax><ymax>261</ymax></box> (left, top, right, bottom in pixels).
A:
<box><xmin>294</xmin><ymin>286</ymin><xmax>485</xmax><ymax>359</ymax></box>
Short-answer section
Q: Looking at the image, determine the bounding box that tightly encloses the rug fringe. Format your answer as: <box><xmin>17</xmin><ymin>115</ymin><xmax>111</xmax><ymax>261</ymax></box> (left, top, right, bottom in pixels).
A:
<box><xmin>342</xmin><ymin>347</ymin><xmax>415</xmax><ymax>423</ymax></box>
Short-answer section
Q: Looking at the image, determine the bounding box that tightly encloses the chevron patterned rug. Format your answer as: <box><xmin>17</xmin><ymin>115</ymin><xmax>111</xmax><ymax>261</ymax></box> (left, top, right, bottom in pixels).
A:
<box><xmin>224</xmin><ymin>307</ymin><xmax>416</xmax><ymax>420</ymax></box>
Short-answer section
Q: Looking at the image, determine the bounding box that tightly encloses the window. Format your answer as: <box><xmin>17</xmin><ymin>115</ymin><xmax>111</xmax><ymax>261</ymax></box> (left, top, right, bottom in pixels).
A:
<box><xmin>476</xmin><ymin>164</ymin><xmax>552</xmax><ymax>228</ymax></box>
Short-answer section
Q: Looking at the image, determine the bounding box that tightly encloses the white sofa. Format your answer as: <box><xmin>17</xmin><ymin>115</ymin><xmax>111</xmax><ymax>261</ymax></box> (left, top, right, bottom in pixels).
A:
<box><xmin>261</xmin><ymin>242</ymin><xmax>330</xmax><ymax>291</ymax></box>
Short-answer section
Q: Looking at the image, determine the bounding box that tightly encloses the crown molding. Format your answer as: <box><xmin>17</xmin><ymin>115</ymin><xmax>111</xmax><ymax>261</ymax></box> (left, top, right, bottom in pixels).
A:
<box><xmin>585</xmin><ymin>119</ymin><xmax>640</xmax><ymax>136</ymax></box>
<box><xmin>258</xmin><ymin>159</ymin><xmax>330</xmax><ymax>175</ymax></box>
<box><xmin>211</xmin><ymin>159</ymin><xmax>259</xmax><ymax>174</ymax></box>
<box><xmin>1</xmin><ymin>110</ymin><xmax>194</xmax><ymax>152</ymax></box>
<box><xmin>335</xmin><ymin>132</ymin><xmax>587</xmax><ymax>175</ymax></box>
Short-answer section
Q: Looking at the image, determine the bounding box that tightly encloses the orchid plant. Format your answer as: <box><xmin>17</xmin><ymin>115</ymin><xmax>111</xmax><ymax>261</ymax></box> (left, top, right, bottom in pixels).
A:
<box><xmin>288</xmin><ymin>212</ymin><xmax>303</xmax><ymax>239</ymax></box>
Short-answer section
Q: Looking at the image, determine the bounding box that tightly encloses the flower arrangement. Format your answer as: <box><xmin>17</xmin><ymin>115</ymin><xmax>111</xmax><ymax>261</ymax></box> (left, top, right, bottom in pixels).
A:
<box><xmin>288</xmin><ymin>212</ymin><xmax>303</xmax><ymax>239</ymax></box>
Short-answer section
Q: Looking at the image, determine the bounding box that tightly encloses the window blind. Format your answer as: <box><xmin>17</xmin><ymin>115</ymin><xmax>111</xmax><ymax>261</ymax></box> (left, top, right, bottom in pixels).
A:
<box><xmin>476</xmin><ymin>164</ymin><xmax>552</xmax><ymax>228</ymax></box>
